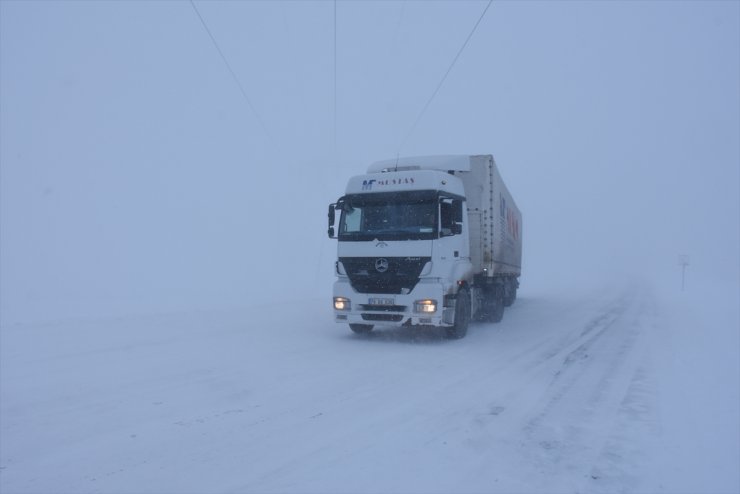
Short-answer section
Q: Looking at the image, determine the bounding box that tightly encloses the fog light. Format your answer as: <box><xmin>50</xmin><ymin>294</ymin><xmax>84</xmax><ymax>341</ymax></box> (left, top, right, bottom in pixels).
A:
<box><xmin>414</xmin><ymin>299</ymin><xmax>437</xmax><ymax>313</ymax></box>
<box><xmin>334</xmin><ymin>297</ymin><xmax>351</xmax><ymax>311</ymax></box>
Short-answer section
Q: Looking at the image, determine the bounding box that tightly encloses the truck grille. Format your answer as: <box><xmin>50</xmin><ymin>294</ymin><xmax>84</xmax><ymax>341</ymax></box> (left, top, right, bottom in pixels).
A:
<box><xmin>340</xmin><ymin>257</ymin><xmax>430</xmax><ymax>295</ymax></box>
<box><xmin>361</xmin><ymin>314</ymin><xmax>405</xmax><ymax>322</ymax></box>
<box><xmin>358</xmin><ymin>305</ymin><xmax>408</xmax><ymax>312</ymax></box>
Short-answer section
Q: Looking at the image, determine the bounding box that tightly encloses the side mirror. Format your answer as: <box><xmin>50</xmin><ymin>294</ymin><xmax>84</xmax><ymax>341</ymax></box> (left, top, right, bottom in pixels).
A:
<box><xmin>451</xmin><ymin>223</ymin><xmax>462</xmax><ymax>235</ymax></box>
<box><xmin>328</xmin><ymin>204</ymin><xmax>336</xmax><ymax>238</ymax></box>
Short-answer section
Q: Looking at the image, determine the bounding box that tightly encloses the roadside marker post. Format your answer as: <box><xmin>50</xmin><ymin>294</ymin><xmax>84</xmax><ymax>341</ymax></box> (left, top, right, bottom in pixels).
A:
<box><xmin>678</xmin><ymin>255</ymin><xmax>690</xmax><ymax>291</ymax></box>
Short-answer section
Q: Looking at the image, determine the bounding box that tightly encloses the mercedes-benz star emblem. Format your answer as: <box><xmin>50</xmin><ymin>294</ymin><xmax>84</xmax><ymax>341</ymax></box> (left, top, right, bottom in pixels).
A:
<box><xmin>375</xmin><ymin>258</ymin><xmax>389</xmax><ymax>273</ymax></box>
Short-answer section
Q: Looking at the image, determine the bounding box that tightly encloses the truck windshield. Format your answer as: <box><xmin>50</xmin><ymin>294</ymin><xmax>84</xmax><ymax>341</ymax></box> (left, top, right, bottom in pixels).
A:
<box><xmin>338</xmin><ymin>191</ymin><xmax>438</xmax><ymax>241</ymax></box>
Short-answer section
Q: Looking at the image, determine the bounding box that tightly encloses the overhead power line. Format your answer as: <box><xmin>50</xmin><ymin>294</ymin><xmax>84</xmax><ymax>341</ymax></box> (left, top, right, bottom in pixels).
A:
<box><xmin>189</xmin><ymin>0</ymin><xmax>273</xmax><ymax>142</ymax></box>
<box><xmin>397</xmin><ymin>0</ymin><xmax>493</xmax><ymax>153</ymax></box>
<box><xmin>334</xmin><ymin>0</ymin><xmax>337</xmax><ymax>156</ymax></box>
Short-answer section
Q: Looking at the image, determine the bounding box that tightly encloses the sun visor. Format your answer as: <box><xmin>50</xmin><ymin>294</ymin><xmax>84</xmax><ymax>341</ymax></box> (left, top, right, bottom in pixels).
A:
<box><xmin>345</xmin><ymin>169</ymin><xmax>465</xmax><ymax>196</ymax></box>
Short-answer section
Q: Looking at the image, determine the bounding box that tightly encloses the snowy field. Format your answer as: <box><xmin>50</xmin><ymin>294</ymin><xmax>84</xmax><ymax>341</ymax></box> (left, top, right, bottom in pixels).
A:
<box><xmin>1</xmin><ymin>281</ymin><xmax>737</xmax><ymax>494</ymax></box>
<box><xmin>2</xmin><ymin>2</ymin><xmax>738</xmax><ymax>493</ymax></box>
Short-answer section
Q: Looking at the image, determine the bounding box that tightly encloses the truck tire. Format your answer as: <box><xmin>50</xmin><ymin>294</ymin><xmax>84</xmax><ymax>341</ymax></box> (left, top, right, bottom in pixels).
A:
<box><xmin>446</xmin><ymin>289</ymin><xmax>470</xmax><ymax>339</ymax></box>
<box><xmin>349</xmin><ymin>323</ymin><xmax>374</xmax><ymax>334</ymax></box>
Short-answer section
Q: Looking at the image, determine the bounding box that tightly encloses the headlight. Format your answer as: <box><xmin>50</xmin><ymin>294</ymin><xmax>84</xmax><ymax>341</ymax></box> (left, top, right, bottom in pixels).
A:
<box><xmin>414</xmin><ymin>299</ymin><xmax>437</xmax><ymax>313</ymax></box>
<box><xmin>334</xmin><ymin>297</ymin><xmax>351</xmax><ymax>311</ymax></box>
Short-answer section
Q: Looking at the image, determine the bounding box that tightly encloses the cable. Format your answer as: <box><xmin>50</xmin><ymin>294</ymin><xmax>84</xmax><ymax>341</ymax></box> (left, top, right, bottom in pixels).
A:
<box><xmin>397</xmin><ymin>0</ymin><xmax>493</xmax><ymax>153</ymax></box>
<box><xmin>189</xmin><ymin>0</ymin><xmax>273</xmax><ymax>142</ymax></box>
<box><xmin>334</xmin><ymin>0</ymin><xmax>337</xmax><ymax>157</ymax></box>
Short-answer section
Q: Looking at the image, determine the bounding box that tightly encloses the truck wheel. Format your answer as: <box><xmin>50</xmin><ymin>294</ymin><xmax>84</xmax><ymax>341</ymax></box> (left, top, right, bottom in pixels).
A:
<box><xmin>446</xmin><ymin>289</ymin><xmax>470</xmax><ymax>339</ymax></box>
<box><xmin>349</xmin><ymin>323</ymin><xmax>374</xmax><ymax>334</ymax></box>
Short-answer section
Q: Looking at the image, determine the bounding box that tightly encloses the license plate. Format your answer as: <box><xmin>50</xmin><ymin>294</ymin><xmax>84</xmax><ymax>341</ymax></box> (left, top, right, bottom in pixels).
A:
<box><xmin>368</xmin><ymin>297</ymin><xmax>395</xmax><ymax>306</ymax></box>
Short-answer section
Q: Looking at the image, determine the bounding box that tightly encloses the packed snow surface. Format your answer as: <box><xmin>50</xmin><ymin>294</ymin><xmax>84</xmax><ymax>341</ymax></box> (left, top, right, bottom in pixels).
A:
<box><xmin>1</xmin><ymin>282</ymin><xmax>738</xmax><ymax>493</ymax></box>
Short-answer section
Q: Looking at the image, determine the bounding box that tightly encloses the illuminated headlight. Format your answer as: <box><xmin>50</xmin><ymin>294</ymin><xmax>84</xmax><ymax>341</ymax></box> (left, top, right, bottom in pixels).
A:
<box><xmin>414</xmin><ymin>299</ymin><xmax>437</xmax><ymax>313</ymax></box>
<box><xmin>334</xmin><ymin>297</ymin><xmax>351</xmax><ymax>311</ymax></box>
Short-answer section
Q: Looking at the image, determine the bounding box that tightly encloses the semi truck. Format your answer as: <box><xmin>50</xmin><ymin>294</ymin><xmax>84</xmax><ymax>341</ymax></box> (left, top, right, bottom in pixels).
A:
<box><xmin>327</xmin><ymin>155</ymin><xmax>522</xmax><ymax>339</ymax></box>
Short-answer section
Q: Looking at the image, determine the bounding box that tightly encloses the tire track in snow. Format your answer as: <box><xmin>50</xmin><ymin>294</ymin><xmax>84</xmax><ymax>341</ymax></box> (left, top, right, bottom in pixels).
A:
<box><xmin>456</xmin><ymin>295</ymin><xmax>632</xmax><ymax>425</ymax></box>
<box><xmin>585</xmin><ymin>364</ymin><xmax>659</xmax><ymax>493</ymax></box>
<box><xmin>512</xmin><ymin>289</ymin><xmax>653</xmax><ymax>492</ymax></box>
<box><xmin>452</xmin><ymin>288</ymin><xmax>655</xmax><ymax>493</ymax></box>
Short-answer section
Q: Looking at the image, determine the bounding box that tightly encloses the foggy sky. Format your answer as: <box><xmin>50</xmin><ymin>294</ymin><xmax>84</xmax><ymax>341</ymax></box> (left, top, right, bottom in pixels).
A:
<box><xmin>1</xmin><ymin>1</ymin><xmax>738</xmax><ymax>324</ymax></box>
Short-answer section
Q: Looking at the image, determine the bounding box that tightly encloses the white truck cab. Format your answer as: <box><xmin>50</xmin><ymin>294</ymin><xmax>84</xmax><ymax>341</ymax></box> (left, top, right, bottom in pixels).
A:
<box><xmin>328</xmin><ymin>155</ymin><xmax>521</xmax><ymax>339</ymax></box>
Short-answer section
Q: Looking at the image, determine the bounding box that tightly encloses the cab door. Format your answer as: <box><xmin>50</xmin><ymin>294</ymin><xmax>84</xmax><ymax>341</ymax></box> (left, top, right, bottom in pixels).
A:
<box><xmin>436</xmin><ymin>197</ymin><xmax>470</xmax><ymax>279</ymax></box>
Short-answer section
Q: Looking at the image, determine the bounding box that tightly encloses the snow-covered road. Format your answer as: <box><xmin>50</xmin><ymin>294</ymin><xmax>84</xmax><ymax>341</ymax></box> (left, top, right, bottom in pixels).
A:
<box><xmin>1</xmin><ymin>283</ymin><xmax>738</xmax><ymax>494</ymax></box>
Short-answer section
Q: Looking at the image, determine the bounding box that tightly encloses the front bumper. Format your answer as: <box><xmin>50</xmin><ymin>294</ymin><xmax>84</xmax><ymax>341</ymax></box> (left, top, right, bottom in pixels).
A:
<box><xmin>332</xmin><ymin>278</ymin><xmax>454</xmax><ymax>327</ymax></box>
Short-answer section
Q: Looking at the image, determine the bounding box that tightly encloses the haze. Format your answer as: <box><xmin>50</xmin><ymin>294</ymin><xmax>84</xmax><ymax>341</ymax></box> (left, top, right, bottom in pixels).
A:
<box><xmin>2</xmin><ymin>3</ymin><xmax>740</xmax><ymax>493</ymax></box>
<box><xmin>1</xmin><ymin>2</ymin><xmax>738</xmax><ymax>323</ymax></box>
